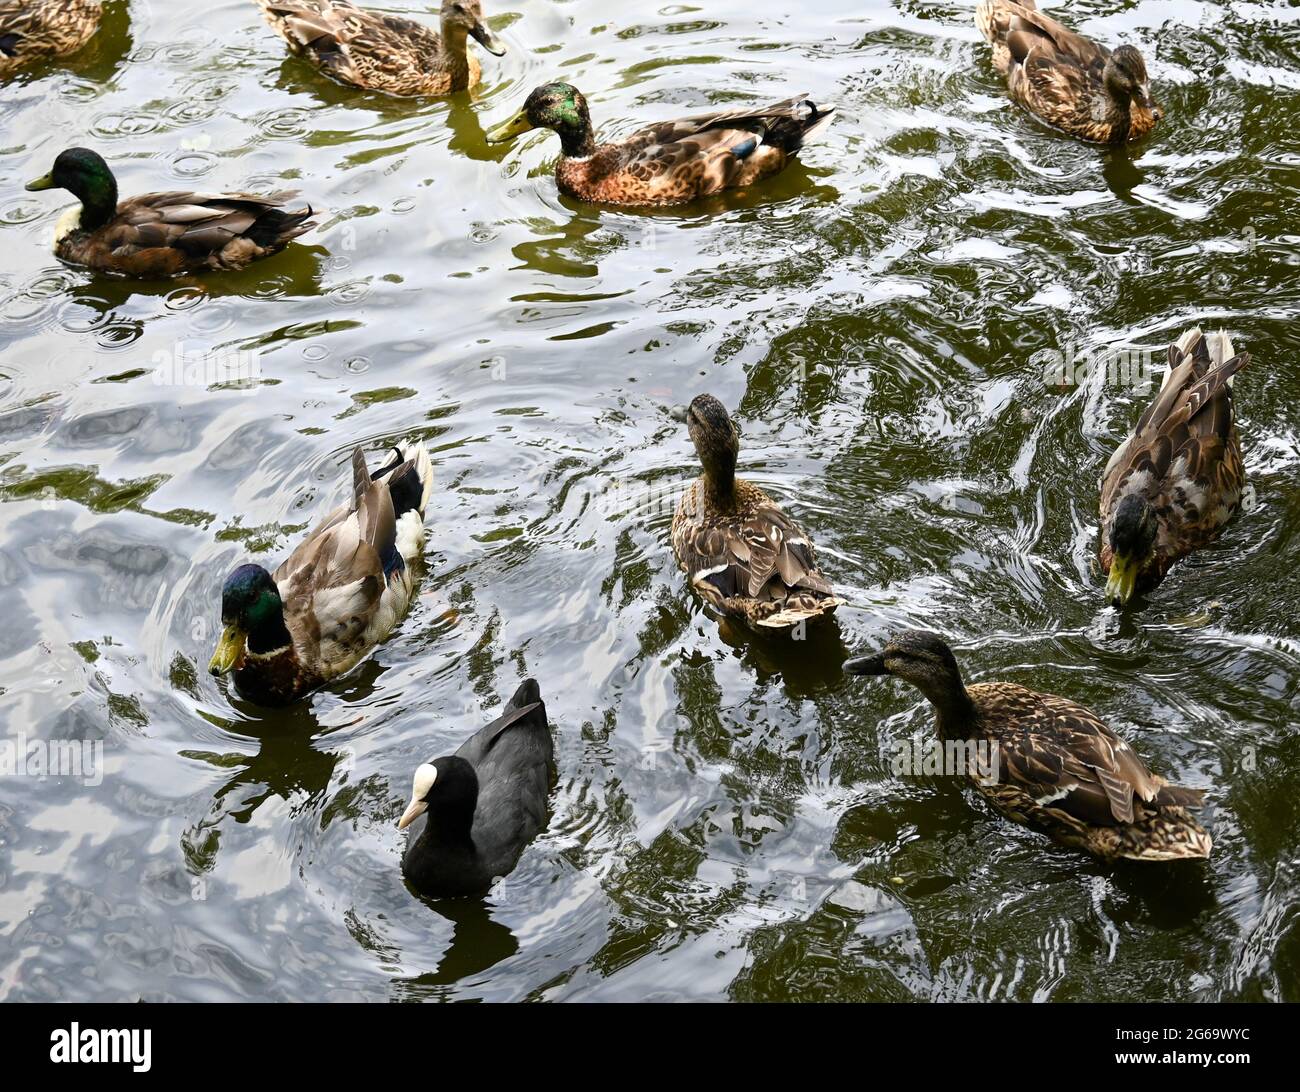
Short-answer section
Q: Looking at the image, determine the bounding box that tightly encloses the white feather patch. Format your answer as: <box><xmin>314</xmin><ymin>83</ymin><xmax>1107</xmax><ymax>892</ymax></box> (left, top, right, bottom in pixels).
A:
<box><xmin>412</xmin><ymin>761</ymin><xmax>437</xmax><ymax>800</ymax></box>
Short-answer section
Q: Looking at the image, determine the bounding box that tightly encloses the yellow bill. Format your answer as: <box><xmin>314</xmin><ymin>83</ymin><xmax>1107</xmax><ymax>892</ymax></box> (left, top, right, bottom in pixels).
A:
<box><xmin>25</xmin><ymin>173</ymin><xmax>54</xmax><ymax>191</ymax></box>
<box><xmin>1105</xmin><ymin>555</ymin><xmax>1139</xmax><ymax>606</ymax></box>
<box><xmin>208</xmin><ymin>624</ymin><xmax>247</xmax><ymax>676</ymax></box>
<box><xmin>486</xmin><ymin>108</ymin><xmax>535</xmax><ymax>144</ymax></box>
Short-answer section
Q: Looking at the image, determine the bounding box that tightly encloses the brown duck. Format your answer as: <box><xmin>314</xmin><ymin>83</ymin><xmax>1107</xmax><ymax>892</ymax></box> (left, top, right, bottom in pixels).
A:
<box><xmin>671</xmin><ymin>395</ymin><xmax>840</xmax><ymax>628</ymax></box>
<box><xmin>25</xmin><ymin>147</ymin><xmax>315</xmax><ymax>278</ymax></box>
<box><xmin>845</xmin><ymin>632</ymin><xmax>1212</xmax><ymax>862</ymax></box>
<box><xmin>1100</xmin><ymin>328</ymin><xmax>1250</xmax><ymax>605</ymax></box>
<box><xmin>0</xmin><ymin>0</ymin><xmax>100</xmax><ymax>79</ymax></box>
<box><xmin>486</xmin><ymin>82</ymin><xmax>836</xmax><ymax>207</ymax></box>
<box><xmin>976</xmin><ymin>0</ymin><xmax>1161</xmax><ymax>143</ymax></box>
<box><xmin>254</xmin><ymin>0</ymin><xmax>505</xmax><ymax>96</ymax></box>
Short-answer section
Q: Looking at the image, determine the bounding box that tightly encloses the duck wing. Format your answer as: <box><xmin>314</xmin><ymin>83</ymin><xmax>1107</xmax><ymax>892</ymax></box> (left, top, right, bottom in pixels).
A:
<box><xmin>975</xmin><ymin>683</ymin><xmax>1180</xmax><ymax>827</ymax></box>
<box><xmin>271</xmin><ymin>448</ymin><xmax>402</xmax><ymax>677</ymax></box>
<box><xmin>1100</xmin><ymin>328</ymin><xmax>1249</xmax><ymax>533</ymax></box>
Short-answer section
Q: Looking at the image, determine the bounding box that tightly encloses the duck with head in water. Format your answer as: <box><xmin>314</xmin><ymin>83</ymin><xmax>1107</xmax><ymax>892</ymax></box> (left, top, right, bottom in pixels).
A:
<box><xmin>399</xmin><ymin>679</ymin><xmax>555</xmax><ymax>899</ymax></box>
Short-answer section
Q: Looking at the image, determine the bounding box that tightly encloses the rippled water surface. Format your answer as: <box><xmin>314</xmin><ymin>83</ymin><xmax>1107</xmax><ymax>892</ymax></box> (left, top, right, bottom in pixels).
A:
<box><xmin>1</xmin><ymin>0</ymin><xmax>1298</xmax><ymax>1002</ymax></box>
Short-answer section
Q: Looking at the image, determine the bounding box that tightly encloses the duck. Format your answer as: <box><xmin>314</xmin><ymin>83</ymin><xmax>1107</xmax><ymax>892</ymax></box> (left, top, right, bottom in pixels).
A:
<box><xmin>399</xmin><ymin>678</ymin><xmax>555</xmax><ymax>899</ymax></box>
<box><xmin>0</xmin><ymin>0</ymin><xmax>100</xmax><ymax>79</ymax></box>
<box><xmin>975</xmin><ymin>0</ymin><xmax>1161</xmax><ymax>143</ymax></box>
<box><xmin>671</xmin><ymin>394</ymin><xmax>840</xmax><ymax>628</ymax></box>
<box><xmin>254</xmin><ymin>0</ymin><xmax>505</xmax><ymax>97</ymax></box>
<box><xmin>209</xmin><ymin>441</ymin><xmax>434</xmax><ymax>706</ymax></box>
<box><xmin>24</xmin><ymin>147</ymin><xmax>316</xmax><ymax>278</ymax></box>
<box><xmin>844</xmin><ymin>631</ymin><xmax>1212</xmax><ymax>862</ymax></box>
<box><xmin>485</xmin><ymin>82</ymin><xmax>836</xmax><ymax>207</ymax></box>
<box><xmin>1100</xmin><ymin>328</ymin><xmax>1250</xmax><ymax>606</ymax></box>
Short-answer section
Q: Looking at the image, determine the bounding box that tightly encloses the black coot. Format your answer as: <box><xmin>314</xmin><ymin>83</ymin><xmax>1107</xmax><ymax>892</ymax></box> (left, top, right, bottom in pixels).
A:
<box><xmin>398</xmin><ymin>678</ymin><xmax>555</xmax><ymax>898</ymax></box>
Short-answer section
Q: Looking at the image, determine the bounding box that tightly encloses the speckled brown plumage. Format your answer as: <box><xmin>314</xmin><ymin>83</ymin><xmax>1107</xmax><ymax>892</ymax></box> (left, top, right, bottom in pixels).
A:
<box><xmin>672</xmin><ymin>395</ymin><xmax>840</xmax><ymax>628</ymax></box>
<box><xmin>964</xmin><ymin>681</ymin><xmax>1211</xmax><ymax>861</ymax></box>
<box><xmin>490</xmin><ymin>83</ymin><xmax>836</xmax><ymax>208</ymax></box>
<box><xmin>845</xmin><ymin>633</ymin><xmax>1212</xmax><ymax>862</ymax></box>
<box><xmin>1099</xmin><ymin>328</ymin><xmax>1250</xmax><ymax>600</ymax></box>
<box><xmin>255</xmin><ymin>0</ymin><xmax>504</xmax><ymax>97</ymax></box>
<box><xmin>0</xmin><ymin>0</ymin><xmax>99</xmax><ymax>79</ymax></box>
<box><xmin>976</xmin><ymin>0</ymin><xmax>1161</xmax><ymax>143</ymax></box>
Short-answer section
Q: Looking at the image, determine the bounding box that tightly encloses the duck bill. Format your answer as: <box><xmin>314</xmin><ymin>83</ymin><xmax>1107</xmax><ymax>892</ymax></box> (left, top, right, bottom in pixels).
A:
<box><xmin>843</xmin><ymin>653</ymin><xmax>889</xmax><ymax>676</ymax></box>
<box><xmin>25</xmin><ymin>173</ymin><xmax>54</xmax><ymax>192</ymax></box>
<box><xmin>470</xmin><ymin>22</ymin><xmax>506</xmax><ymax>57</ymax></box>
<box><xmin>486</xmin><ymin>108</ymin><xmax>535</xmax><ymax>143</ymax></box>
<box><xmin>398</xmin><ymin>798</ymin><xmax>428</xmax><ymax>830</ymax></box>
<box><xmin>1104</xmin><ymin>555</ymin><xmax>1139</xmax><ymax>606</ymax></box>
<box><xmin>208</xmin><ymin>624</ymin><xmax>247</xmax><ymax>676</ymax></box>
<box><xmin>1135</xmin><ymin>87</ymin><xmax>1158</xmax><ymax>117</ymax></box>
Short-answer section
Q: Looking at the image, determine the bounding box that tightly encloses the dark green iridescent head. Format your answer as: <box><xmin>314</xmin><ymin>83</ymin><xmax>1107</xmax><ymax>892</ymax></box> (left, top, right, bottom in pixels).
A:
<box><xmin>25</xmin><ymin>147</ymin><xmax>120</xmax><ymax>230</ymax></box>
<box><xmin>209</xmin><ymin>564</ymin><xmax>291</xmax><ymax>675</ymax></box>
<box><xmin>486</xmin><ymin>82</ymin><xmax>596</xmax><ymax>157</ymax></box>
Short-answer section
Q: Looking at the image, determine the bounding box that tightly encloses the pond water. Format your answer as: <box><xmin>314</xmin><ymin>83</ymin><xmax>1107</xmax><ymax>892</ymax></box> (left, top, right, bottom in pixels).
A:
<box><xmin>0</xmin><ymin>0</ymin><xmax>1297</xmax><ymax>1001</ymax></box>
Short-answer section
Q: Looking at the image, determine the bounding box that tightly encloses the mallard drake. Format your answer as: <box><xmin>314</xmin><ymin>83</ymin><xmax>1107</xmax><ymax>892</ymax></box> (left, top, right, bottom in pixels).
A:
<box><xmin>0</xmin><ymin>0</ymin><xmax>100</xmax><ymax>79</ymax></box>
<box><xmin>254</xmin><ymin>0</ymin><xmax>504</xmax><ymax>97</ymax></box>
<box><xmin>1100</xmin><ymin>328</ymin><xmax>1250</xmax><ymax>606</ymax></box>
<box><xmin>485</xmin><ymin>82</ymin><xmax>836</xmax><ymax>207</ymax></box>
<box><xmin>399</xmin><ymin>678</ymin><xmax>555</xmax><ymax>899</ymax></box>
<box><xmin>975</xmin><ymin>0</ymin><xmax>1161</xmax><ymax>143</ymax></box>
<box><xmin>209</xmin><ymin>441</ymin><xmax>434</xmax><ymax>706</ymax></box>
<box><xmin>24</xmin><ymin>147</ymin><xmax>316</xmax><ymax>278</ymax></box>
<box><xmin>671</xmin><ymin>394</ymin><xmax>840</xmax><ymax>628</ymax></box>
<box><xmin>845</xmin><ymin>632</ymin><xmax>1212</xmax><ymax>861</ymax></box>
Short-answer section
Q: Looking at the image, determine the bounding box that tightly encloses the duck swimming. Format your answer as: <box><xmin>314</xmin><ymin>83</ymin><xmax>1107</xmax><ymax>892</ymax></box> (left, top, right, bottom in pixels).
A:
<box><xmin>845</xmin><ymin>631</ymin><xmax>1212</xmax><ymax>862</ymax></box>
<box><xmin>399</xmin><ymin>679</ymin><xmax>555</xmax><ymax>899</ymax></box>
<box><xmin>254</xmin><ymin>0</ymin><xmax>505</xmax><ymax>96</ymax></box>
<box><xmin>976</xmin><ymin>0</ymin><xmax>1161</xmax><ymax>143</ymax></box>
<box><xmin>25</xmin><ymin>147</ymin><xmax>315</xmax><ymax>278</ymax></box>
<box><xmin>671</xmin><ymin>394</ymin><xmax>840</xmax><ymax>628</ymax></box>
<box><xmin>209</xmin><ymin>441</ymin><xmax>434</xmax><ymax>706</ymax></box>
<box><xmin>486</xmin><ymin>82</ymin><xmax>835</xmax><ymax>207</ymax></box>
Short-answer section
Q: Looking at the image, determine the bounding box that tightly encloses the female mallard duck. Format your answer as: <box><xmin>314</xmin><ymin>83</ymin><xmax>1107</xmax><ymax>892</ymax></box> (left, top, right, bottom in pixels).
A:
<box><xmin>254</xmin><ymin>0</ymin><xmax>504</xmax><ymax>96</ymax></box>
<box><xmin>209</xmin><ymin>441</ymin><xmax>434</xmax><ymax>706</ymax></box>
<box><xmin>975</xmin><ymin>0</ymin><xmax>1161</xmax><ymax>143</ymax></box>
<box><xmin>0</xmin><ymin>0</ymin><xmax>100</xmax><ymax>79</ymax></box>
<box><xmin>25</xmin><ymin>147</ymin><xmax>316</xmax><ymax>278</ymax></box>
<box><xmin>845</xmin><ymin>632</ymin><xmax>1212</xmax><ymax>861</ymax></box>
<box><xmin>672</xmin><ymin>394</ymin><xmax>840</xmax><ymax>628</ymax></box>
<box><xmin>486</xmin><ymin>82</ymin><xmax>836</xmax><ymax>207</ymax></box>
<box><xmin>1100</xmin><ymin>328</ymin><xmax>1250</xmax><ymax>606</ymax></box>
<box><xmin>399</xmin><ymin>679</ymin><xmax>554</xmax><ymax>898</ymax></box>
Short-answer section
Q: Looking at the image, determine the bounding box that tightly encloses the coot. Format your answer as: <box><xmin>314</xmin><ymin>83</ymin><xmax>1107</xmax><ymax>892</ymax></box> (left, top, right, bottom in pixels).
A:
<box><xmin>398</xmin><ymin>679</ymin><xmax>555</xmax><ymax>898</ymax></box>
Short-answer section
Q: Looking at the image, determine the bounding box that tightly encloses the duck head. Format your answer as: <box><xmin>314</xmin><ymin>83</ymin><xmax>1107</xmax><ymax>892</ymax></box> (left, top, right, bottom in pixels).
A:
<box><xmin>1105</xmin><ymin>492</ymin><xmax>1158</xmax><ymax>606</ymax></box>
<box><xmin>441</xmin><ymin>0</ymin><xmax>506</xmax><ymax>57</ymax></box>
<box><xmin>487</xmin><ymin>82</ymin><xmax>596</xmax><ymax>157</ymax></box>
<box><xmin>1103</xmin><ymin>45</ymin><xmax>1161</xmax><ymax>122</ymax></box>
<box><xmin>209</xmin><ymin>564</ymin><xmax>291</xmax><ymax>676</ymax></box>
